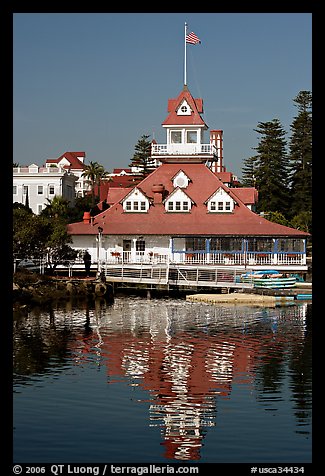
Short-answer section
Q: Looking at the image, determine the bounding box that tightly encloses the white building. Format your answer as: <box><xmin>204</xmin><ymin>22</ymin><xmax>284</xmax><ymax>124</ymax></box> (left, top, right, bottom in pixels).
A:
<box><xmin>13</xmin><ymin>164</ymin><xmax>77</xmax><ymax>214</ymax></box>
<box><xmin>45</xmin><ymin>151</ymin><xmax>89</xmax><ymax>197</ymax></box>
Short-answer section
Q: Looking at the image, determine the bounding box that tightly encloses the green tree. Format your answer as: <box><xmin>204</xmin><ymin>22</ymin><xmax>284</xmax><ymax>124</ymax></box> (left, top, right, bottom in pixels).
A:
<box><xmin>253</xmin><ymin>119</ymin><xmax>290</xmax><ymax>215</ymax></box>
<box><xmin>44</xmin><ymin>219</ymin><xmax>77</xmax><ymax>272</ymax></box>
<box><xmin>290</xmin><ymin>211</ymin><xmax>312</xmax><ymax>234</ymax></box>
<box><xmin>129</xmin><ymin>134</ymin><xmax>153</xmax><ymax>179</ymax></box>
<box><xmin>82</xmin><ymin>161</ymin><xmax>108</xmax><ymax>207</ymax></box>
<box><xmin>13</xmin><ymin>208</ymin><xmax>47</xmax><ymax>259</ymax></box>
<box><xmin>13</xmin><ymin>207</ymin><xmax>77</xmax><ymax>272</ymax></box>
<box><xmin>40</xmin><ymin>195</ymin><xmax>70</xmax><ymax>220</ymax></box>
<box><xmin>288</xmin><ymin>91</ymin><xmax>312</xmax><ymax>218</ymax></box>
<box><xmin>66</xmin><ymin>195</ymin><xmax>94</xmax><ymax>223</ymax></box>
<box><xmin>262</xmin><ymin>211</ymin><xmax>290</xmax><ymax>226</ymax></box>
<box><xmin>240</xmin><ymin>155</ymin><xmax>258</xmax><ymax>187</ymax></box>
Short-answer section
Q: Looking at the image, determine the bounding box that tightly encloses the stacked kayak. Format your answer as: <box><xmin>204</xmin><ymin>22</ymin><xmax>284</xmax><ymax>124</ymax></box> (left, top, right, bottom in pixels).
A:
<box><xmin>241</xmin><ymin>270</ymin><xmax>297</xmax><ymax>289</ymax></box>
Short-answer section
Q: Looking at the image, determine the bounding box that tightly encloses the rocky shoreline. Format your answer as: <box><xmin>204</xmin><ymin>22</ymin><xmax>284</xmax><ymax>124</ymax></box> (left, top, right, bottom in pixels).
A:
<box><xmin>13</xmin><ymin>270</ymin><xmax>113</xmax><ymax>309</ymax></box>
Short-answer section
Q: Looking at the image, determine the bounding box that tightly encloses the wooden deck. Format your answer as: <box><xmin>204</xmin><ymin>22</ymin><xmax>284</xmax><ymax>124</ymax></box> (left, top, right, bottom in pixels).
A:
<box><xmin>103</xmin><ymin>263</ymin><xmax>254</xmax><ymax>289</ymax></box>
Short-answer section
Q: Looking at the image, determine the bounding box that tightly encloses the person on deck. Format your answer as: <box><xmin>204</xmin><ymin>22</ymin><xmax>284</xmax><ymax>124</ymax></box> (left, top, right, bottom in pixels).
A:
<box><xmin>83</xmin><ymin>250</ymin><xmax>91</xmax><ymax>277</ymax></box>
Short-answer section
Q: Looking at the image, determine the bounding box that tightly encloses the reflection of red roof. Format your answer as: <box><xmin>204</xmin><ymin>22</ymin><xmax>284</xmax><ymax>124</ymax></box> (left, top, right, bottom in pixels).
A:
<box><xmin>68</xmin><ymin>162</ymin><xmax>309</xmax><ymax>238</ymax></box>
<box><xmin>70</xmin><ymin>328</ymin><xmax>263</xmax><ymax>461</ymax></box>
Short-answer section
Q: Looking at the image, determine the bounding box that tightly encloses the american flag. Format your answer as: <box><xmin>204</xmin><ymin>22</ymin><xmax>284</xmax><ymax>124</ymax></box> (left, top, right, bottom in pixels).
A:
<box><xmin>186</xmin><ymin>31</ymin><xmax>201</xmax><ymax>45</ymax></box>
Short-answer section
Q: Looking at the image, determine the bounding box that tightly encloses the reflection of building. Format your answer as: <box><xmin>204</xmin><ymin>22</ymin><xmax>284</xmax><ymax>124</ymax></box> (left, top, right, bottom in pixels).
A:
<box><xmin>69</xmin><ymin>302</ymin><xmax>267</xmax><ymax>460</ymax></box>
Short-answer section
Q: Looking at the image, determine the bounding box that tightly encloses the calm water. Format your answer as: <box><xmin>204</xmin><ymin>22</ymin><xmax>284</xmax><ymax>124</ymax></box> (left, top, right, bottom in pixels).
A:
<box><xmin>13</xmin><ymin>297</ymin><xmax>312</xmax><ymax>463</ymax></box>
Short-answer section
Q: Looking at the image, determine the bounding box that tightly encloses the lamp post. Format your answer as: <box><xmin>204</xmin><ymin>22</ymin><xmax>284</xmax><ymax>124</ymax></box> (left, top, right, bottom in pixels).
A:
<box><xmin>97</xmin><ymin>226</ymin><xmax>103</xmax><ymax>275</ymax></box>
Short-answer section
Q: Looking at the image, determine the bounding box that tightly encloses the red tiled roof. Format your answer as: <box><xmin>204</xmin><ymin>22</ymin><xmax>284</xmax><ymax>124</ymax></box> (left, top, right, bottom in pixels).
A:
<box><xmin>95</xmin><ymin>175</ymin><xmax>141</xmax><ymax>201</ymax></box>
<box><xmin>112</xmin><ymin>168</ymin><xmax>132</xmax><ymax>174</ymax></box>
<box><xmin>67</xmin><ymin>163</ymin><xmax>309</xmax><ymax>238</ymax></box>
<box><xmin>232</xmin><ymin>187</ymin><xmax>258</xmax><ymax>205</ymax></box>
<box><xmin>215</xmin><ymin>171</ymin><xmax>232</xmax><ymax>183</ymax></box>
<box><xmin>46</xmin><ymin>151</ymin><xmax>86</xmax><ymax>170</ymax></box>
<box><xmin>162</xmin><ymin>87</ymin><xmax>207</xmax><ymax>127</ymax></box>
<box><xmin>107</xmin><ymin>187</ymin><xmax>129</xmax><ymax>205</ymax></box>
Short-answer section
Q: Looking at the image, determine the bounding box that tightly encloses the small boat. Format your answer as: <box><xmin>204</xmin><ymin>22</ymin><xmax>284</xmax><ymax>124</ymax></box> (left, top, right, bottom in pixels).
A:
<box><xmin>241</xmin><ymin>270</ymin><xmax>297</xmax><ymax>289</ymax></box>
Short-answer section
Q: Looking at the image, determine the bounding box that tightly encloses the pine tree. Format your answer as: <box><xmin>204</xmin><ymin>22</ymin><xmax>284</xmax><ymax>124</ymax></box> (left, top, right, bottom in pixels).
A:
<box><xmin>240</xmin><ymin>155</ymin><xmax>259</xmax><ymax>187</ymax></box>
<box><xmin>288</xmin><ymin>91</ymin><xmax>312</xmax><ymax>218</ymax></box>
<box><xmin>129</xmin><ymin>134</ymin><xmax>153</xmax><ymax>179</ymax></box>
<box><xmin>253</xmin><ymin>119</ymin><xmax>290</xmax><ymax>215</ymax></box>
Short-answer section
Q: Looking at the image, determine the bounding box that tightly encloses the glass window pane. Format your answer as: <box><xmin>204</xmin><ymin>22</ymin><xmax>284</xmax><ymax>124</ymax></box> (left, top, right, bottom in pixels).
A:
<box><xmin>171</xmin><ymin>131</ymin><xmax>182</xmax><ymax>143</ymax></box>
<box><xmin>186</xmin><ymin>131</ymin><xmax>197</xmax><ymax>143</ymax></box>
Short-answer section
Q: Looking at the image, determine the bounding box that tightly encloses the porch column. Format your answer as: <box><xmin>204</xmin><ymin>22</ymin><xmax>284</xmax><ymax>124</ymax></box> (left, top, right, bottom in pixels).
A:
<box><xmin>169</xmin><ymin>238</ymin><xmax>173</xmax><ymax>263</ymax></box>
<box><xmin>206</xmin><ymin>238</ymin><xmax>210</xmax><ymax>264</ymax></box>
<box><xmin>273</xmin><ymin>239</ymin><xmax>278</xmax><ymax>265</ymax></box>
<box><xmin>131</xmin><ymin>238</ymin><xmax>137</xmax><ymax>263</ymax></box>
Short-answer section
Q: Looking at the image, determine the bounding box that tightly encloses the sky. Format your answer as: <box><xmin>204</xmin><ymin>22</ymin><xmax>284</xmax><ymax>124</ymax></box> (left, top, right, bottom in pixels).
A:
<box><xmin>13</xmin><ymin>12</ymin><xmax>312</xmax><ymax>179</ymax></box>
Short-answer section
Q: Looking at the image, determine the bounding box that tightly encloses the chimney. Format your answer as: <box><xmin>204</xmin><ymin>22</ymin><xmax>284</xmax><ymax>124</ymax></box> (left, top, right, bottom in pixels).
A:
<box><xmin>83</xmin><ymin>211</ymin><xmax>91</xmax><ymax>223</ymax></box>
<box><xmin>152</xmin><ymin>184</ymin><xmax>165</xmax><ymax>204</ymax></box>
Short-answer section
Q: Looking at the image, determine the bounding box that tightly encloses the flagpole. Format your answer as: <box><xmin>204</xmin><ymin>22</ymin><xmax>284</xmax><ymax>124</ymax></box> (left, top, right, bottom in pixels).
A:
<box><xmin>184</xmin><ymin>22</ymin><xmax>187</xmax><ymax>86</ymax></box>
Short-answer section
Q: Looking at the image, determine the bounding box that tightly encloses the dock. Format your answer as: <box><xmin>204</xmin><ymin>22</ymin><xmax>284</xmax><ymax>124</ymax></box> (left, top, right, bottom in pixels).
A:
<box><xmin>186</xmin><ymin>284</ymin><xmax>312</xmax><ymax>307</ymax></box>
<box><xmin>186</xmin><ymin>293</ymin><xmax>295</xmax><ymax>306</ymax></box>
<box><xmin>103</xmin><ymin>263</ymin><xmax>254</xmax><ymax>290</ymax></box>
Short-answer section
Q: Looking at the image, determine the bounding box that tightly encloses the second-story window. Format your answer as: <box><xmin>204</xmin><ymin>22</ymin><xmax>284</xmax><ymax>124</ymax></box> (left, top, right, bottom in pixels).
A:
<box><xmin>186</xmin><ymin>131</ymin><xmax>197</xmax><ymax>143</ymax></box>
<box><xmin>38</xmin><ymin>185</ymin><xmax>43</xmax><ymax>195</ymax></box>
<box><xmin>170</xmin><ymin>131</ymin><xmax>182</xmax><ymax>143</ymax></box>
<box><xmin>49</xmin><ymin>185</ymin><xmax>55</xmax><ymax>195</ymax></box>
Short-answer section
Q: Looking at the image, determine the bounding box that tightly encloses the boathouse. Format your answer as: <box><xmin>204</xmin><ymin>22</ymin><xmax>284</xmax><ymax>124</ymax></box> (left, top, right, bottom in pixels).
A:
<box><xmin>67</xmin><ymin>85</ymin><xmax>309</xmax><ymax>285</ymax></box>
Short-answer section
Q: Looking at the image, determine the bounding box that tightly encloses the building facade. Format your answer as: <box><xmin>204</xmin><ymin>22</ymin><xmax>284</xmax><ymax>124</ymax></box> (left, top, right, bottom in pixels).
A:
<box><xmin>67</xmin><ymin>85</ymin><xmax>309</xmax><ymax>274</ymax></box>
<box><xmin>45</xmin><ymin>151</ymin><xmax>89</xmax><ymax>197</ymax></box>
<box><xmin>13</xmin><ymin>164</ymin><xmax>77</xmax><ymax>215</ymax></box>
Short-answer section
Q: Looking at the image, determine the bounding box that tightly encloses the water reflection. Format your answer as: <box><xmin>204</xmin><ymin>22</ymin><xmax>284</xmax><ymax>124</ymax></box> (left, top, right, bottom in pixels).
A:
<box><xmin>13</xmin><ymin>298</ymin><xmax>311</xmax><ymax>461</ymax></box>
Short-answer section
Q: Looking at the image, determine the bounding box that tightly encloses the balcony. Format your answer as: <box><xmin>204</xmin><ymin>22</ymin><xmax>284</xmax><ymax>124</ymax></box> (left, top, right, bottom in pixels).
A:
<box><xmin>151</xmin><ymin>143</ymin><xmax>217</xmax><ymax>157</ymax></box>
<box><xmin>103</xmin><ymin>251</ymin><xmax>306</xmax><ymax>267</ymax></box>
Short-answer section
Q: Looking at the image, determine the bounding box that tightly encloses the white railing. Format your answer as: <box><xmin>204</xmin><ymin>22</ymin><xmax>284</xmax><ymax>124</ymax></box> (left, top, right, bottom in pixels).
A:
<box><xmin>104</xmin><ymin>251</ymin><xmax>305</xmax><ymax>266</ymax></box>
<box><xmin>151</xmin><ymin>143</ymin><xmax>217</xmax><ymax>156</ymax></box>
<box><xmin>13</xmin><ymin>167</ymin><xmax>65</xmax><ymax>174</ymax></box>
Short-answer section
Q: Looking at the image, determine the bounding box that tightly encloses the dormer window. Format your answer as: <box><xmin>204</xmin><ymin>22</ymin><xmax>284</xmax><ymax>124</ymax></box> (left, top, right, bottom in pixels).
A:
<box><xmin>172</xmin><ymin>170</ymin><xmax>191</xmax><ymax>188</ymax></box>
<box><xmin>121</xmin><ymin>187</ymin><xmax>150</xmax><ymax>212</ymax></box>
<box><xmin>177</xmin><ymin>100</ymin><xmax>192</xmax><ymax>116</ymax></box>
<box><xmin>205</xmin><ymin>187</ymin><xmax>235</xmax><ymax>213</ymax></box>
<box><xmin>164</xmin><ymin>187</ymin><xmax>193</xmax><ymax>212</ymax></box>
